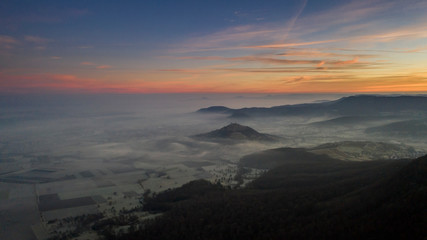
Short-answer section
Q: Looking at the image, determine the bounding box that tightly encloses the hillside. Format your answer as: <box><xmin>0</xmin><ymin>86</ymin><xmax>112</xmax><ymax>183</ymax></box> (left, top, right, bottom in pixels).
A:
<box><xmin>197</xmin><ymin>95</ymin><xmax>427</xmax><ymax>118</ymax></box>
<box><xmin>110</xmin><ymin>149</ymin><xmax>427</xmax><ymax>240</ymax></box>
<box><xmin>309</xmin><ymin>141</ymin><xmax>420</xmax><ymax>161</ymax></box>
<box><xmin>366</xmin><ymin>119</ymin><xmax>427</xmax><ymax>137</ymax></box>
<box><xmin>192</xmin><ymin>123</ymin><xmax>280</xmax><ymax>142</ymax></box>
<box><xmin>309</xmin><ymin>116</ymin><xmax>390</xmax><ymax>127</ymax></box>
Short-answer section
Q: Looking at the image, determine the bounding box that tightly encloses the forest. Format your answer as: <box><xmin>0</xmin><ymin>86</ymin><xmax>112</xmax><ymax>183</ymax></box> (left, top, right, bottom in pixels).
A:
<box><xmin>95</xmin><ymin>149</ymin><xmax>427</xmax><ymax>240</ymax></box>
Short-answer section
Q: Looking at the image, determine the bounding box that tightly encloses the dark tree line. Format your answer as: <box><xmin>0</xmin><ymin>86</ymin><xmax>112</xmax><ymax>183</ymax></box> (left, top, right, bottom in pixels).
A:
<box><xmin>105</xmin><ymin>154</ymin><xmax>427</xmax><ymax>240</ymax></box>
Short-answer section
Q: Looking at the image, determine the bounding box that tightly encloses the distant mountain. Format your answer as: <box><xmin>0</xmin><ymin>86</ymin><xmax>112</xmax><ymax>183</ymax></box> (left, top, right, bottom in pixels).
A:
<box><xmin>366</xmin><ymin>119</ymin><xmax>427</xmax><ymax>137</ymax></box>
<box><xmin>196</xmin><ymin>106</ymin><xmax>233</xmax><ymax>114</ymax></box>
<box><xmin>192</xmin><ymin>123</ymin><xmax>280</xmax><ymax>142</ymax></box>
<box><xmin>310</xmin><ymin>116</ymin><xmax>391</xmax><ymax>127</ymax></box>
<box><xmin>197</xmin><ymin>95</ymin><xmax>427</xmax><ymax>118</ymax></box>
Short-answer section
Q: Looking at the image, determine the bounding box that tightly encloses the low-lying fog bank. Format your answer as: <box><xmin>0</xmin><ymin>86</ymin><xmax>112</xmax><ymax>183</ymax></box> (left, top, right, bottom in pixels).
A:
<box><xmin>1</xmin><ymin>93</ymin><xmax>426</xmax><ymax>240</ymax></box>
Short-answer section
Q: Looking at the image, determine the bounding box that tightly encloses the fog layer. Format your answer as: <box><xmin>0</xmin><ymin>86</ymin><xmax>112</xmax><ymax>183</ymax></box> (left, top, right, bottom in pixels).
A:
<box><xmin>0</xmin><ymin>93</ymin><xmax>424</xmax><ymax>240</ymax></box>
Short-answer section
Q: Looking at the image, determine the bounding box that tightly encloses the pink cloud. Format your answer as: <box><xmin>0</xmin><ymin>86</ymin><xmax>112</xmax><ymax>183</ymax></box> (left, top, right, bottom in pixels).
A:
<box><xmin>229</xmin><ymin>56</ymin><xmax>319</xmax><ymax>65</ymax></box>
<box><xmin>244</xmin><ymin>39</ymin><xmax>340</xmax><ymax>49</ymax></box>
<box><xmin>81</xmin><ymin>61</ymin><xmax>95</xmax><ymax>65</ymax></box>
<box><xmin>0</xmin><ymin>73</ymin><xmax>99</xmax><ymax>93</ymax></box>
<box><xmin>0</xmin><ymin>35</ymin><xmax>18</xmax><ymax>49</ymax></box>
<box><xmin>331</xmin><ymin>57</ymin><xmax>359</xmax><ymax>65</ymax></box>
<box><xmin>317</xmin><ymin>61</ymin><xmax>325</xmax><ymax>67</ymax></box>
<box><xmin>176</xmin><ymin>56</ymin><xmax>223</xmax><ymax>61</ymax></box>
<box><xmin>404</xmin><ymin>46</ymin><xmax>427</xmax><ymax>53</ymax></box>
<box><xmin>96</xmin><ymin>65</ymin><xmax>112</xmax><ymax>69</ymax></box>
<box><xmin>80</xmin><ymin>62</ymin><xmax>112</xmax><ymax>69</ymax></box>
<box><xmin>24</xmin><ymin>35</ymin><xmax>51</xmax><ymax>44</ymax></box>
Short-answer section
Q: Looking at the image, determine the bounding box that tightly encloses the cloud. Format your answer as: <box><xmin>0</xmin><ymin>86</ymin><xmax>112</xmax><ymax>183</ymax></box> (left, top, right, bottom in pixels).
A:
<box><xmin>80</xmin><ymin>62</ymin><xmax>113</xmax><ymax>69</ymax></box>
<box><xmin>0</xmin><ymin>72</ymin><xmax>132</xmax><ymax>93</ymax></box>
<box><xmin>173</xmin><ymin>1</ymin><xmax>391</xmax><ymax>53</ymax></box>
<box><xmin>276</xmin><ymin>49</ymin><xmax>377</xmax><ymax>58</ymax></box>
<box><xmin>175</xmin><ymin>56</ymin><xmax>223</xmax><ymax>61</ymax></box>
<box><xmin>23</xmin><ymin>35</ymin><xmax>52</xmax><ymax>50</ymax></box>
<box><xmin>280</xmin><ymin>0</ymin><xmax>307</xmax><ymax>42</ymax></box>
<box><xmin>351</xmin><ymin>25</ymin><xmax>427</xmax><ymax>43</ymax></box>
<box><xmin>245</xmin><ymin>39</ymin><xmax>341</xmax><ymax>49</ymax></box>
<box><xmin>228</xmin><ymin>56</ymin><xmax>320</xmax><ymax>65</ymax></box>
<box><xmin>294</xmin><ymin>0</ymin><xmax>392</xmax><ymax>33</ymax></box>
<box><xmin>317</xmin><ymin>61</ymin><xmax>325</xmax><ymax>67</ymax></box>
<box><xmin>96</xmin><ymin>65</ymin><xmax>112</xmax><ymax>69</ymax></box>
<box><xmin>224</xmin><ymin>55</ymin><xmax>366</xmax><ymax>68</ymax></box>
<box><xmin>158</xmin><ymin>69</ymin><xmax>214</xmax><ymax>74</ymax></box>
<box><xmin>281</xmin><ymin>75</ymin><xmax>312</xmax><ymax>84</ymax></box>
<box><xmin>331</xmin><ymin>57</ymin><xmax>359</xmax><ymax>65</ymax></box>
<box><xmin>404</xmin><ymin>46</ymin><xmax>427</xmax><ymax>53</ymax></box>
<box><xmin>175</xmin><ymin>24</ymin><xmax>281</xmax><ymax>53</ymax></box>
<box><xmin>0</xmin><ymin>73</ymin><xmax>95</xmax><ymax>93</ymax></box>
<box><xmin>81</xmin><ymin>62</ymin><xmax>96</xmax><ymax>65</ymax></box>
<box><xmin>173</xmin><ymin>0</ymin><xmax>427</xmax><ymax>56</ymax></box>
<box><xmin>24</xmin><ymin>35</ymin><xmax>51</xmax><ymax>44</ymax></box>
<box><xmin>50</xmin><ymin>56</ymin><xmax>62</xmax><ymax>60</ymax></box>
<box><xmin>0</xmin><ymin>35</ymin><xmax>18</xmax><ymax>49</ymax></box>
<box><xmin>35</xmin><ymin>46</ymin><xmax>46</xmax><ymax>50</ymax></box>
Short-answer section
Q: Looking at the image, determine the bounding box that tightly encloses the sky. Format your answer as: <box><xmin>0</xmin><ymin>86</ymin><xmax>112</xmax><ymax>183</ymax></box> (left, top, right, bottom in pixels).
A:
<box><xmin>1</xmin><ymin>0</ymin><xmax>427</xmax><ymax>94</ymax></box>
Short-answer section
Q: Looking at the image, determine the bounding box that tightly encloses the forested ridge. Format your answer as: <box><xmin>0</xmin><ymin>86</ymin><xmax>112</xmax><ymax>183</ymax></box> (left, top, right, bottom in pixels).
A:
<box><xmin>107</xmin><ymin>151</ymin><xmax>427</xmax><ymax>240</ymax></box>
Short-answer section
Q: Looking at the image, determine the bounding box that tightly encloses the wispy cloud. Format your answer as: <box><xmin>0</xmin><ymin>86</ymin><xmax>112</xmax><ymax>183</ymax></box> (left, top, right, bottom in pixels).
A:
<box><xmin>351</xmin><ymin>25</ymin><xmax>427</xmax><ymax>43</ymax></box>
<box><xmin>404</xmin><ymin>46</ymin><xmax>427</xmax><ymax>53</ymax></box>
<box><xmin>81</xmin><ymin>61</ymin><xmax>96</xmax><ymax>65</ymax></box>
<box><xmin>80</xmin><ymin>62</ymin><xmax>112</xmax><ymax>69</ymax></box>
<box><xmin>96</xmin><ymin>65</ymin><xmax>112</xmax><ymax>69</ymax></box>
<box><xmin>173</xmin><ymin>54</ymin><xmax>373</xmax><ymax>70</ymax></box>
<box><xmin>228</xmin><ymin>56</ymin><xmax>320</xmax><ymax>65</ymax></box>
<box><xmin>331</xmin><ymin>57</ymin><xmax>359</xmax><ymax>65</ymax></box>
<box><xmin>0</xmin><ymin>73</ymin><xmax>96</xmax><ymax>93</ymax></box>
<box><xmin>175</xmin><ymin>24</ymin><xmax>281</xmax><ymax>53</ymax></box>
<box><xmin>276</xmin><ymin>49</ymin><xmax>377</xmax><ymax>58</ymax></box>
<box><xmin>175</xmin><ymin>0</ymin><xmax>427</xmax><ymax>54</ymax></box>
<box><xmin>245</xmin><ymin>39</ymin><xmax>341</xmax><ymax>49</ymax></box>
<box><xmin>0</xmin><ymin>72</ymin><xmax>138</xmax><ymax>93</ymax></box>
<box><xmin>24</xmin><ymin>35</ymin><xmax>52</xmax><ymax>44</ymax></box>
<box><xmin>280</xmin><ymin>0</ymin><xmax>307</xmax><ymax>42</ymax></box>
<box><xmin>0</xmin><ymin>35</ymin><xmax>18</xmax><ymax>49</ymax></box>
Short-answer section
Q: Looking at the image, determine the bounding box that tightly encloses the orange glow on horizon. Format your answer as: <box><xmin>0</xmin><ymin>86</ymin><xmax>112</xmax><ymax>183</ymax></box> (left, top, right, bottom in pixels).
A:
<box><xmin>1</xmin><ymin>70</ymin><xmax>427</xmax><ymax>94</ymax></box>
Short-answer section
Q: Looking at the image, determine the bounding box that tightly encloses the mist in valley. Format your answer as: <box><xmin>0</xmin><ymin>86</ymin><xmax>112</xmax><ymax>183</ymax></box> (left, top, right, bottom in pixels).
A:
<box><xmin>1</xmin><ymin>93</ymin><xmax>426</xmax><ymax>240</ymax></box>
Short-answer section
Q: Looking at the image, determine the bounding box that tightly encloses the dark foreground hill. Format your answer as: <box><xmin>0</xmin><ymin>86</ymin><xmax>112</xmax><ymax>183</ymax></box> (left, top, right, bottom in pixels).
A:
<box><xmin>197</xmin><ymin>95</ymin><xmax>427</xmax><ymax>118</ymax></box>
<box><xmin>192</xmin><ymin>123</ymin><xmax>280</xmax><ymax>142</ymax></box>
<box><xmin>112</xmin><ymin>149</ymin><xmax>427</xmax><ymax>240</ymax></box>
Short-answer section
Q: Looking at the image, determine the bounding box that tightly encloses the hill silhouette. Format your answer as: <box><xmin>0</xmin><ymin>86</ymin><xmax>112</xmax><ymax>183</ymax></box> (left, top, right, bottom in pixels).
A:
<box><xmin>366</xmin><ymin>119</ymin><xmax>427</xmax><ymax>137</ymax></box>
<box><xmin>192</xmin><ymin>123</ymin><xmax>280</xmax><ymax>142</ymax></box>
<box><xmin>197</xmin><ymin>95</ymin><xmax>427</xmax><ymax>118</ymax></box>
